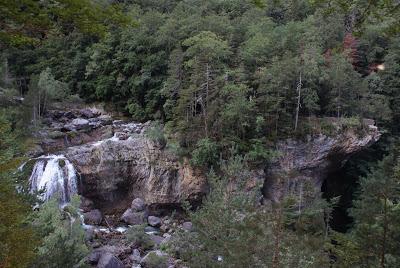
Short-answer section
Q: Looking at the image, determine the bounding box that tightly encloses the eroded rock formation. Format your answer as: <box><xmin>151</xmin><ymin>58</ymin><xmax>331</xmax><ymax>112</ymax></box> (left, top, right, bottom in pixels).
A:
<box><xmin>263</xmin><ymin>119</ymin><xmax>381</xmax><ymax>202</ymax></box>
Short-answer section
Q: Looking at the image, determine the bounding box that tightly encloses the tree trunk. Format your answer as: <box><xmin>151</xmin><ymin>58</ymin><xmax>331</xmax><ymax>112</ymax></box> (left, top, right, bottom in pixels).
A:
<box><xmin>294</xmin><ymin>71</ymin><xmax>302</xmax><ymax>131</ymax></box>
<box><xmin>272</xmin><ymin>205</ymin><xmax>282</xmax><ymax>268</ymax></box>
<box><xmin>380</xmin><ymin>197</ymin><xmax>388</xmax><ymax>268</ymax></box>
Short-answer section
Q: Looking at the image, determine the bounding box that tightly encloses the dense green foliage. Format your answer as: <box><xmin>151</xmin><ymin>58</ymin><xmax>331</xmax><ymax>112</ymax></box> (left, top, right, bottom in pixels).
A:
<box><xmin>31</xmin><ymin>196</ymin><xmax>88</xmax><ymax>268</ymax></box>
<box><xmin>0</xmin><ymin>0</ymin><xmax>133</xmax><ymax>46</ymax></box>
<box><xmin>5</xmin><ymin>0</ymin><xmax>399</xmax><ymax>162</ymax></box>
<box><xmin>0</xmin><ymin>111</ymin><xmax>38</xmax><ymax>268</ymax></box>
<box><xmin>1</xmin><ymin>0</ymin><xmax>400</xmax><ymax>267</ymax></box>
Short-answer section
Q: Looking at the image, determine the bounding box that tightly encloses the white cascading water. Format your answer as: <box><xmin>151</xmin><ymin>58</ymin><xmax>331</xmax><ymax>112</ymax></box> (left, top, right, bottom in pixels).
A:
<box><xmin>28</xmin><ymin>155</ymin><xmax>78</xmax><ymax>204</ymax></box>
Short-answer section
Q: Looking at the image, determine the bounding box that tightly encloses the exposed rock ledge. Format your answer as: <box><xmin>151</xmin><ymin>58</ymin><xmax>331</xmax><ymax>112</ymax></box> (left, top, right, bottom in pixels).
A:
<box><xmin>33</xmin><ymin>109</ymin><xmax>380</xmax><ymax>211</ymax></box>
<box><xmin>263</xmin><ymin>119</ymin><xmax>381</xmax><ymax>202</ymax></box>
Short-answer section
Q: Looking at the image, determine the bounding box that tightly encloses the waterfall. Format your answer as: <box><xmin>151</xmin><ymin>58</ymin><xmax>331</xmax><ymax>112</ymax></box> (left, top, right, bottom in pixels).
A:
<box><xmin>28</xmin><ymin>155</ymin><xmax>78</xmax><ymax>204</ymax></box>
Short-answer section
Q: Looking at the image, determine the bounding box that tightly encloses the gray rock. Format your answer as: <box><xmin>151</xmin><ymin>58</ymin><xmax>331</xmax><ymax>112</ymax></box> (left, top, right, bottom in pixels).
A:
<box><xmin>182</xmin><ymin>222</ymin><xmax>193</xmax><ymax>232</ymax></box>
<box><xmin>131</xmin><ymin>198</ymin><xmax>145</xmax><ymax>212</ymax></box>
<box><xmin>97</xmin><ymin>252</ymin><xmax>124</xmax><ymax>268</ymax></box>
<box><xmin>84</xmin><ymin>209</ymin><xmax>102</xmax><ymax>225</ymax></box>
<box><xmin>72</xmin><ymin>118</ymin><xmax>89</xmax><ymax>126</ymax></box>
<box><xmin>85</xmin><ymin>226</ymin><xmax>95</xmax><ymax>242</ymax></box>
<box><xmin>160</xmin><ymin>234</ymin><xmax>171</xmax><ymax>245</ymax></box>
<box><xmin>121</xmin><ymin>209</ymin><xmax>145</xmax><ymax>225</ymax></box>
<box><xmin>129</xmin><ymin>249</ymin><xmax>141</xmax><ymax>263</ymax></box>
<box><xmin>148</xmin><ymin>216</ymin><xmax>161</xmax><ymax>227</ymax></box>
<box><xmin>98</xmin><ymin>114</ymin><xmax>113</xmax><ymax>125</ymax></box>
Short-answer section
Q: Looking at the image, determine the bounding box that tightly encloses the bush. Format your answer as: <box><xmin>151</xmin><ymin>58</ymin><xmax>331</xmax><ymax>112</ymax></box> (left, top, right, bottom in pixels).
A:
<box><xmin>245</xmin><ymin>139</ymin><xmax>276</xmax><ymax>165</ymax></box>
<box><xmin>126</xmin><ymin>225</ymin><xmax>154</xmax><ymax>250</ymax></box>
<box><xmin>126</xmin><ymin>101</ymin><xmax>146</xmax><ymax>121</ymax></box>
<box><xmin>32</xmin><ymin>195</ymin><xmax>88</xmax><ymax>268</ymax></box>
<box><xmin>145</xmin><ymin>121</ymin><xmax>166</xmax><ymax>148</ymax></box>
<box><xmin>340</xmin><ymin>116</ymin><xmax>362</xmax><ymax>129</ymax></box>
<box><xmin>190</xmin><ymin>138</ymin><xmax>219</xmax><ymax>168</ymax></box>
<box><xmin>142</xmin><ymin>251</ymin><xmax>169</xmax><ymax>268</ymax></box>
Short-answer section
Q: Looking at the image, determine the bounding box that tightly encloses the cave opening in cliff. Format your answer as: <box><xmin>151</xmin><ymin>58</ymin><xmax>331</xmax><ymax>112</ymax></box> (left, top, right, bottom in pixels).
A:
<box><xmin>321</xmin><ymin>138</ymin><xmax>387</xmax><ymax>232</ymax></box>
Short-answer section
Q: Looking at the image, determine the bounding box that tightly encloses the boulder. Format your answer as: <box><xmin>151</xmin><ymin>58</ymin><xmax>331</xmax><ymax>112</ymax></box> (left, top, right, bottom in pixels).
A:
<box><xmin>97</xmin><ymin>253</ymin><xmax>124</xmax><ymax>268</ymax></box>
<box><xmin>72</xmin><ymin>118</ymin><xmax>89</xmax><ymax>129</ymax></box>
<box><xmin>148</xmin><ymin>216</ymin><xmax>161</xmax><ymax>227</ymax></box>
<box><xmin>121</xmin><ymin>209</ymin><xmax>145</xmax><ymax>225</ymax></box>
<box><xmin>84</xmin><ymin>209</ymin><xmax>102</xmax><ymax>225</ymax></box>
<box><xmin>149</xmin><ymin>234</ymin><xmax>165</xmax><ymax>246</ymax></box>
<box><xmin>88</xmin><ymin>250</ymin><xmax>102</xmax><ymax>264</ymax></box>
<box><xmin>129</xmin><ymin>249</ymin><xmax>141</xmax><ymax>263</ymax></box>
<box><xmin>131</xmin><ymin>198</ymin><xmax>145</xmax><ymax>212</ymax></box>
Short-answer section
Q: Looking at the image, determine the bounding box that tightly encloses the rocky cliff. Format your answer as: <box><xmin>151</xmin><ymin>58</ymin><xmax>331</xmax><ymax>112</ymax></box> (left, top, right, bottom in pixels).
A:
<box><xmin>31</xmin><ymin>109</ymin><xmax>380</xmax><ymax>213</ymax></box>
<box><xmin>32</xmin><ymin>109</ymin><xmax>207</xmax><ymax>213</ymax></box>
<box><xmin>263</xmin><ymin>119</ymin><xmax>381</xmax><ymax>203</ymax></box>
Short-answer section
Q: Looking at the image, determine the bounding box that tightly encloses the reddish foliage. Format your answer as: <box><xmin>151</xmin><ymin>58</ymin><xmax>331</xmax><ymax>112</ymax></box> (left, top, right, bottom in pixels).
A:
<box><xmin>343</xmin><ymin>33</ymin><xmax>359</xmax><ymax>64</ymax></box>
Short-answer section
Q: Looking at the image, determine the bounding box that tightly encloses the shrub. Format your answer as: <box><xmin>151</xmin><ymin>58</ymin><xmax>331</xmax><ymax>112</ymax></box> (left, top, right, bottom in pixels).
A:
<box><xmin>143</xmin><ymin>251</ymin><xmax>169</xmax><ymax>268</ymax></box>
<box><xmin>145</xmin><ymin>121</ymin><xmax>166</xmax><ymax>148</ymax></box>
<box><xmin>126</xmin><ymin>225</ymin><xmax>154</xmax><ymax>250</ymax></box>
<box><xmin>245</xmin><ymin>139</ymin><xmax>276</xmax><ymax>165</ymax></box>
<box><xmin>190</xmin><ymin>138</ymin><xmax>219</xmax><ymax>168</ymax></box>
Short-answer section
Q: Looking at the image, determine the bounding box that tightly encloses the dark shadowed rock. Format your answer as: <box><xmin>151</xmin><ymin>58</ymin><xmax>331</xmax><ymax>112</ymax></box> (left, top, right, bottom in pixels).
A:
<box><xmin>80</xmin><ymin>196</ymin><xmax>94</xmax><ymax>212</ymax></box>
<box><xmin>88</xmin><ymin>250</ymin><xmax>102</xmax><ymax>264</ymax></box>
<box><xmin>84</xmin><ymin>209</ymin><xmax>103</xmax><ymax>225</ymax></box>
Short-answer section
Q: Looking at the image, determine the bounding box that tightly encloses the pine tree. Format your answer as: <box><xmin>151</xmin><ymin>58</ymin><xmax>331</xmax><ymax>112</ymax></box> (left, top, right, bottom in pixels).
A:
<box><xmin>0</xmin><ymin>110</ymin><xmax>38</xmax><ymax>268</ymax></box>
<box><xmin>32</xmin><ymin>195</ymin><xmax>89</xmax><ymax>268</ymax></box>
<box><xmin>332</xmin><ymin>152</ymin><xmax>400</xmax><ymax>267</ymax></box>
<box><xmin>176</xmin><ymin>31</ymin><xmax>232</xmax><ymax>140</ymax></box>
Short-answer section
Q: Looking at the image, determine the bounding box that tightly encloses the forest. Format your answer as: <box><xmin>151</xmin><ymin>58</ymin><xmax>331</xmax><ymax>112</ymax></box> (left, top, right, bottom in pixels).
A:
<box><xmin>1</xmin><ymin>0</ymin><xmax>400</xmax><ymax>267</ymax></box>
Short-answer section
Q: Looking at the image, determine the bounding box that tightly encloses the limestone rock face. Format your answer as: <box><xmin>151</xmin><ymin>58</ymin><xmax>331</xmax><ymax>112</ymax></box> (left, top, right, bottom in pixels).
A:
<box><xmin>264</xmin><ymin>120</ymin><xmax>381</xmax><ymax>202</ymax></box>
<box><xmin>65</xmin><ymin>127</ymin><xmax>207</xmax><ymax>210</ymax></box>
